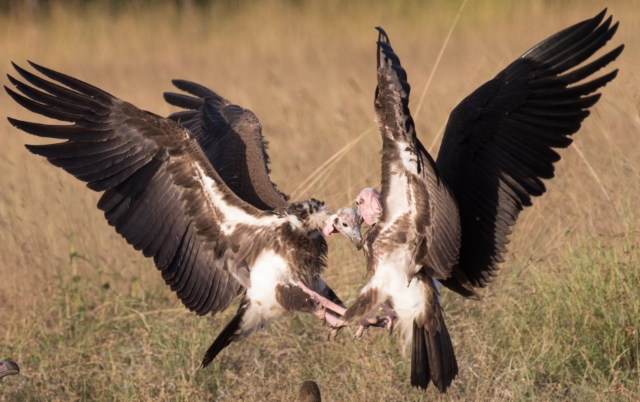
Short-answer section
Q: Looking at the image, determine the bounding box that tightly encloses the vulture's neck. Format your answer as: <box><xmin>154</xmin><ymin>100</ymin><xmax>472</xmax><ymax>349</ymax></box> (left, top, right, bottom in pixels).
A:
<box><xmin>306</xmin><ymin>210</ymin><xmax>332</xmax><ymax>233</ymax></box>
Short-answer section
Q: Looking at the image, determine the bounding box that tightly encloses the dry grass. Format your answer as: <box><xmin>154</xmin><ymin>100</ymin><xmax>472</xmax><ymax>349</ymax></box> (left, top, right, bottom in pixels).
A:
<box><xmin>0</xmin><ymin>0</ymin><xmax>639</xmax><ymax>400</ymax></box>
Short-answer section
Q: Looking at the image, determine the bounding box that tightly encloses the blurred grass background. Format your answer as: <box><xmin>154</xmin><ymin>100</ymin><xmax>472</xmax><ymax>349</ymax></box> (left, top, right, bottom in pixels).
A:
<box><xmin>0</xmin><ymin>0</ymin><xmax>638</xmax><ymax>400</ymax></box>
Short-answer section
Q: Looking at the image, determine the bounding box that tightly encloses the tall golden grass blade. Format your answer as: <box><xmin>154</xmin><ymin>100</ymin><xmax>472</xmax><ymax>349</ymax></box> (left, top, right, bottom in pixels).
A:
<box><xmin>570</xmin><ymin>142</ymin><xmax>618</xmax><ymax>215</ymax></box>
<box><xmin>413</xmin><ymin>0</ymin><xmax>469</xmax><ymax>123</ymax></box>
<box><xmin>290</xmin><ymin>127</ymin><xmax>374</xmax><ymax>200</ymax></box>
<box><xmin>295</xmin><ymin>0</ymin><xmax>469</xmax><ymax>200</ymax></box>
<box><xmin>427</xmin><ymin>118</ymin><xmax>448</xmax><ymax>154</ymax></box>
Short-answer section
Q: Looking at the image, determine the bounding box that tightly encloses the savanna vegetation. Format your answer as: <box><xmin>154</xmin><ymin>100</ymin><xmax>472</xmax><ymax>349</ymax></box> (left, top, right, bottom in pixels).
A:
<box><xmin>0</xmin><ymin>0</ymin><xmax>638</xmax><ymax>400</ymax></box>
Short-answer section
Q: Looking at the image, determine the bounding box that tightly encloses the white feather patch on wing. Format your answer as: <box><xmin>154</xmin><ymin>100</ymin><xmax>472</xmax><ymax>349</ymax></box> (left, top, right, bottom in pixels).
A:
<box><xmin>194</xmin><ymin>162</ymin><xmax>281</xmax><ymax>235</ymax></box>
<box><xmin>381</xmin><ymin>172</ymin><xmax>411</xmax><ymax>232</ymax></box>
<box><xmin>396</xmin><ymin>140</ymin><xmax>419</xmax><ymax>175</ymax></box>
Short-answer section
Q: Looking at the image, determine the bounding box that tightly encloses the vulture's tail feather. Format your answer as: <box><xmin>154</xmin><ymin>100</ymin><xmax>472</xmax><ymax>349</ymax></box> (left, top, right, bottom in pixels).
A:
<box><xmin>411</xmin><ymin>320</ymin><xmax>430</xmax><ymax>389</ymax></box>
<box><xmin>411</xmin><ymin>320</ymin><xmax>458</xmax><ymax>392</ymax></box>
<box><xmin>201</xmin><ymin>304</ymin><xmax>246</xmax><ymax>368</ymax></box>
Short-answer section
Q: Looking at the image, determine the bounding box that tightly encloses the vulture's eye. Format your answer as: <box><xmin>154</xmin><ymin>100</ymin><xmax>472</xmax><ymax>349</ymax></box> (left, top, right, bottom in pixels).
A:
<box><xmin>342</xmin><ymin>222</ymin><xmax>348</xmax><ymax>227</ymax></box>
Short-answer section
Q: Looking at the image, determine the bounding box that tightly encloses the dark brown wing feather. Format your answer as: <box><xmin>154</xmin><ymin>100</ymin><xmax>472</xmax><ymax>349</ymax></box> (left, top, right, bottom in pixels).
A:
<box><xmin>435</xmin><ymin>9</ymin><xmax>623</xmax><ymax>291</ymax></box>
<box><xmin>5</xmin><ymin>62</ymin><xmax>281</xmax><ymax>316</ymax></box>
<box><xmin>374</xmin><ymin>28</ymin><xmax>461</xmax><ymax>280</ymax></box>
<box><xmin>164</xmin><ymin>82</ymin><xmax>289</xmax><ymax>210</ymax></box>
<box><xmin>165</xmin><ymin>81</ymin><xmax>343</xmax><ymax>304</ymax></box>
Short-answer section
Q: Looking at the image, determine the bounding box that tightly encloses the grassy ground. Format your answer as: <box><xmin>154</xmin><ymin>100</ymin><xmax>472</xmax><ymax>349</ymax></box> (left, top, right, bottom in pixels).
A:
<box><xmin>0</xmin><ymin>0</ymin><xmax>639</xmax><ymax>400</ymax></box>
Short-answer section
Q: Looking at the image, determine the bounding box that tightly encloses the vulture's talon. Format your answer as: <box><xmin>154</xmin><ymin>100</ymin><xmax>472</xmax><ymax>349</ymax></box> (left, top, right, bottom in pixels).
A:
<box><xmin>328</xmin><ymin>327</ymin><xmax>340</xmax><ymax>341</ymax></box>
<box><xmin>313</xmin><ymin>307</ymin><xmax>327</xmax><ymax>324</ymax></box>
<box><xmin>353</xmin><ymin>324</ymin><xmax>367</xmax><ymax>340</ymax></box>
<box><xmin>379</xmin><ymin>305</ymin><xmax>397</xmax><ymax>335</ymax></box>
<box><xmin>353</xmin><ymin>316</ymin><xmax>386</xmax><ymax>340</ymax></box>
<box><xmin>383</xmin><ymin>316</ymin><xmax>394</xmax><ymax>335</ymax></box>
<box><xmin>323</xmin><ymin>312</ymin><xmax>345</xmax><ymax>341</ymax></box>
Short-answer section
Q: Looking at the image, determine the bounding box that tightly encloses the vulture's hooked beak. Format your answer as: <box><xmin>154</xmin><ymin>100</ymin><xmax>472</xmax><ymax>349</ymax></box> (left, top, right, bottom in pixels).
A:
<box><xmin>0</xmin><ymin>361</ymin><xmax>20</xmax><ymax>379</ymax></box>
<box><xmin>350</xmin><ymin>226</ymin><xmax>363</xmax><ymax>250</ymax></box>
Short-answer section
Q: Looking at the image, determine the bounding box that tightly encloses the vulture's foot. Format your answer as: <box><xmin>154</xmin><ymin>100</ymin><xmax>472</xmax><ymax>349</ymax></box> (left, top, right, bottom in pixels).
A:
<box><xmin>352</xmin><ymin>316</ymin><xmax>389</xmax><ymax>340</ymax></box>
<box><xmin>352</xmin><ymin>306</ymin><xmax>398</xmax><ymax>340</ymax></box>
<box><xmin>327</xmin><ymin>324</ymin><xmax>343</xmax><ymax>341</ymax></box>
<box><xmin>379</xmin><ymin>305</ymin><xmax>398</xmax><ymax>335</ymax></box>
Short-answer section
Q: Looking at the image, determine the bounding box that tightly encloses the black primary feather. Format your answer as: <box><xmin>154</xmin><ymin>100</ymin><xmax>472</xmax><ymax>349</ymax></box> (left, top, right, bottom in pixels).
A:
<box><xmin>6</xmin><ymin>62</ymin><xmax>246</xmax><ymax>316</ymax></box>
<box><xmin>435</xmin><ymin>9</ymin><xmax>623</xmax><ymax>292</ymax></box>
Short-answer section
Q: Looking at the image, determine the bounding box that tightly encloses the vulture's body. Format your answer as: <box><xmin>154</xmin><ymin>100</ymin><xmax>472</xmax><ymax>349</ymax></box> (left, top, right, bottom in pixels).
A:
<box><xmin>6</xmin><ymin>64</ymin><xmax>345</xmax><ymax>367</ymax></box>
<box><xmin>298</xmin><ymin>380</ymin><xmax>322</xmax><ymax>402</ymax></box>
<box><xmin>0</xmin><ymin>361</ymin><xmax>20</xmax><ymax>380</ymax></box>
<box><xmin>338</xmin><ymin>10</ymin><xmax>623</xmax><ymax>392</ymax></box>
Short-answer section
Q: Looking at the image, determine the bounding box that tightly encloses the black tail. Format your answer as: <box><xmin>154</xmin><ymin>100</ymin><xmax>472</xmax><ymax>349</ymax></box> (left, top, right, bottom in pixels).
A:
<box><xmin>201</xmin><ymin>304</ymin><xmax>247</xmax><ymax>368</ymax></box>
<box><xmin>411</xmin><ymin>320</ymin><xmax>458</xmax><ymax>392</ymax></box>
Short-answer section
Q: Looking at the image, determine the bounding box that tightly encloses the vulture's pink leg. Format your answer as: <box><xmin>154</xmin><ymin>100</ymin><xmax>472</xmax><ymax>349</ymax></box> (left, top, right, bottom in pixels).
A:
<box><xmin>323</xmin><ymin>313</ymin><xmax>344</xmax><ymax>328</ymax></box>
<box><xmin>311</xmin><ymin>308</ymin><xmax>344</xmax><ymax>328</ymax></box>
<box><xmin>295</xmin><ymin>281</ymin><xmax>347</xmax><ymax>316</ymax></box>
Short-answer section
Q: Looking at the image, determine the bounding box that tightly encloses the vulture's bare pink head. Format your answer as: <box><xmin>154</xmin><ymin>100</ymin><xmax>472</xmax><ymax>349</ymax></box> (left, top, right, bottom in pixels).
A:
<box><xmin>355</xmin><ymin>188</ymin><xmax>382</xmax><ymax>225</ymax></box>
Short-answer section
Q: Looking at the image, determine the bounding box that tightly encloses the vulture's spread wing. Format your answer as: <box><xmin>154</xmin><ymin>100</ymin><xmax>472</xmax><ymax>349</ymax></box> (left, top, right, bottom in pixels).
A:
<box><xmin>6</xmin><ymin>62</ymin><xmax>284</xmax><ymax>316</ymax></box>
<box><xmin>164</xmin><ymin>82</ymin><xmax>289</xmax><ymax>211</ymax></box>
<box><xmin>374</xmin><ymin>28</ymin><xmax>461</xmax><ymax>281</ymax></box>
<box><xmin>164</xmin><ymin>80</ymin><xmax>343</xmax><ymax>307</ymax></box>
<box><xmin>435</xmin><ymin>9</ymin><xmax>623</xmax><ymax>290</ymax></box>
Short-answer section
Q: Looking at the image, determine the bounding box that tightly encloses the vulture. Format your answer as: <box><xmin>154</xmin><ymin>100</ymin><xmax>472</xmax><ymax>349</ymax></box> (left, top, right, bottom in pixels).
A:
<box><xmin>5</xmin><ymin>63</ymin><xmax>359</xmax><ymax>368</ymax></box>
<box><xmin>0</xmin><ymin>360</ymin><xmax>20</xmax><ymax>380</ymax></box>
<box><xmin>327</xmin><ymin>9</ymin><xmax>623</xmax><ymax>393</ymax></box>
<box><xmin>298</xmin><ymin>380</ymin><xmax>322</xmax><ymax>402</ymax></box>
